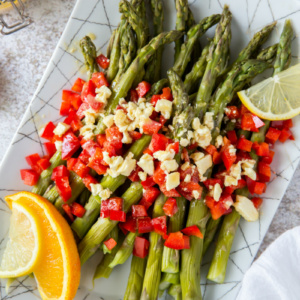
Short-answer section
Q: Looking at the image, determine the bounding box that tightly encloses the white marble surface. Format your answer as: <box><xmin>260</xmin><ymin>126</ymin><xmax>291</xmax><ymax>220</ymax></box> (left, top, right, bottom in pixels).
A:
<box><xmin>0</xmin><ymin>0</ymin><xmax>299</xmax><ymax>261</ymax></box>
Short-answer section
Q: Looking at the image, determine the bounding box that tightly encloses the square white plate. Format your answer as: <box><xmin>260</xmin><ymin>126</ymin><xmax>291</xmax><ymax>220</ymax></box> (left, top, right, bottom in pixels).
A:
<box><xmin>1</xmin><ymin>0</ymin><xmax>300</xmax><ymax>299</ymax></box>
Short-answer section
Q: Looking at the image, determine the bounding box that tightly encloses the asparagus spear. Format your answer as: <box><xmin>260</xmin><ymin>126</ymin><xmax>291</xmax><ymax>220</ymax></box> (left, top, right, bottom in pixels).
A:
<box><xmin>102</xmin><ymin>226</ymin><xmax>119</xmax><ymax>254</ymax></box>
<box><xmin>146</xmin><ymin>78</ymin><xmax>169</xmax><ymax>102</ymax></box>
<box><xmin>43</xmin><ymin>183</ymin><xmax>60</xmax><ymax>204</ymax></box>
<box><xmin>80</xmin><ymin>36</ymin><xmax>100</xmax><ymax>77</ymax></box>
<box><xmin>173</xmin><ymin>14</ymin><xmax>221</xmax><ymax>78</ymax></box>
<box><xmin>78</xmin><ymin>188</ymin><xmax>91</xmax><ymax>206</ymax></box>
<box><xmin>141</xmin><ymin>193</ymin><xmax>166</xmax><ymax>300</ymax></box>
<box><xmin>106</xmin><ymin>29</ymin><xmax>116</xmax><ymax>59</ymax></box>
<box><xmin>174</xmin><ymin>0</ymin><xmax>189</xmax><ymax>62</ymax></box>
<box><xmin>207</xmin><ymin>20</ymin><xmax>293</xmax><ymax>284</ymax></box>
<box><xmin>168</xmin><ymin>284</ymin><xmax>182</xmax><ymax>300</ymax></box>
<box><xmin>159</xmin><ymin>272</ymin><xmax>180</xmax><ymax>291</ymax></box>
<box><xmin>124</xmin><ymin>255</ymin><xmax>147</xmax><ymax>300</ymax></box>
<box><xmin>202</xmin><ymin>217</ymin><xmax>222</xmax><ymax>256</ymax></box>
<box><xmin>257</xmin><ymin>43</ymin><xmax>278</xmax><ymax>62</ymax></box>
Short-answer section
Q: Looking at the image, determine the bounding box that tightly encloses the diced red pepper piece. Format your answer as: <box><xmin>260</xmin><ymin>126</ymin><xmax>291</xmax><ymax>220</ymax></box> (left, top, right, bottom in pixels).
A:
<box><xmin>108</xmin><ymin>197</ymin><xmax>123</xmax><ymax>211</ymax></box>
<box><xmin>132</xmin><ymin>205</ymin><xmax>148</xmax><ymax>217</ymax></box>
<box><xmin>122</xmin><ymin>216</ymin><xmax>137</xmax><ymax>232</ymax></box>
<box><xmin>150</xmin><ymin>94</ymin><xmax>161</xmax><ymax>106</ymax></box>
<box><xmin>37</xmin><ymin>158</ymin><xmax>50</xmax><ymax>170</ymax></box>
<box><xmin>76</xmin><ymin>102</ymin><xmax>90</xmax><ymax>120</ymax></box>
<box><xmin>246</xmin><ymin>177</ymin><xmax>266</xmax><ymax>195</ymax></box>
<box><xmin>261</xmin><ymin>150</ymin><xmax>275</xmax><ymax>164</ymax></box>
<box><xmin>137</xmin><ymin>217</ymin><xmax>153</xmax><ymax>234</ymax></box>
<box><xmin>167</xmin><ymin>142</ymin><xmax>179</xmax><ymax>154</ymax></box>
<box><xmin>179</xmin><ymin>165</ymin><xmax>200</xmax><ymax>183</ymax></box>
<box><xmin>103</xmin><ymin>238</ymin><xmax>117</xmax><ymax>252</ymax></box>
<box><xmin>265</xmin><ymin>127</ymin><xmax>281</xmax><ymax>144</ymax></box>
<box><xmin>25</xmin><ymin>153</ymin><xmax>41</xmax><ymax>168</ymax></box>
<box><xmin>73</xmin><ymin>160</ymin><xmax>90</xmax><ymax>178</ymax></box>
<box><xmin>128</xmin><ymin>166</ymin><xmax>142</xmax><ymax>182</ymax></box>
<box><xmin>221</xmin><ymin>146</ymin><xmax>236</xmax><ymax>171</ymax></box>
<box><xmin>61</xmin><ymin>132</ymin><xmax>81</xmax><ymax>160</ymax></box>
<box><xmin>140</xmin><ymin>188</ymin><xmax>160</xmax><ymax>208</ymax></box>
<box><xmin>55</xmin><ymin>176</ymin><xmax>72</xmax><ymax>202</ymax></box>
<box><xmin>91</xmin><ymin>72</ymin><xmax>109</xmax><ymax>88</ymax></box>
<box><xmin>129</xmin><ymin>131</ymin><xmax>143</xmax><ymax>140</ymax></box>
<box><xmin>225</xmin><ymin>106</ymin><xmax>240</xmax><ymax>119</ymax></box>
<box><xmin>160</xmin><ymin>183</ymin><xmax>181</xmax><ymax>198</ymax></box>
<box><xmin>41</xmin><ymin>122</ymin><xmax>56</xmax><ymax>141</ymax></box>
<box><xmin>163</xmin><ymin>198</ymin><xmax>178</xmax><ymax>217</ymax></box>
<box><xmin>110</xmin><ymin>210</ymin><xmax>126</xmax><ymax>222</ymax></box>
<box><xmin>283</xmin><ymin>119</ymin><xmax>293</xmax><ymax>129</ymax></box>
<box><xmin>241</xmin><ymin>113</ymin><xmax>259</xmax><ymax>132</ymax></box>
<box><xmin>67</xmin><ymin>158</ymin><xmax>77</xmax><ymax>171</ymax></box>
<box><xmin>181</xmin><ymin>225</ymin><xmax>203</xmax><ymax>239</ymax></box>
<box><xmin>240</xmin><ymin>104</ymin><xmax>250</xmax><ymax>115</ymax></box>
<box><xmin>88</xmin><ymin>159</ymin><xmax>108</xmax><ymax>175</ymax></box>
<box><xmin>182</xmin><ymin>148</ymin><xmax>190</xmax><ymax>163</ymax></box>
<box><xmin>64</xmin><ymin>111</ymin><xmax>83</xmax><ymax>132</ymax></box>
<box><xmin>44</xmin><ymin>142</ymin><xmax>56</xmax><ymax>158</ymax></box>
<box><xmin>151</xmin><ymin>216</ymin><xmax>167</xmax><ymax>238</ymax></box>
<box><xmin>143</xmin><ymin>147</ymin><xmax>153</xmax><ymax>156</ymax></box>
<box><xmin>252</xmin><ymin>115</ymin><xmax>265</xmax><ymax>129</ymax></box>
<box><xmin>205</xmin><ymin>194</ymin><xmax>233</xmax><ymax>220</ymax></box>
<box><xmin>85</xmin><ymin>94</ymin><xmax>103</xmax><ymax>112</ymax></box>
<box><xmin>213</xmin><ymin>151</ymin><xmax>222</xmax><ymax>164</ymax></box>
<box><xmin>164</xmin><ymin>232</ymin><xmax>186</xmax><ymax>250</ymax></box>
<box><xmin>100</xmin><ymin>199</ymin><xmax>110</xmax><ymax>218</ymax></box>
<box><xmin>224</xmin><ymin>178</ymin><xmax>246</xmax><ymax>194</ymax></box>
<box><xmin>70</xmin><ymin>202</ymin><xmax>86</xmax><ymax>218</ymax></box>
<box><xmin>159</xmin><ymin>115</ymin><xmax>167</xmax><ymax>126</ymax></box>
<box><xmin>96</xmin><ymin>134</ymin><xmax>107</xmax><ymax>147</ymax></box>
<box><xmin>183</xmin><ymin>235</ymin><xmax>190</xmax><ymax>249</ymax></box>
<box><xmin>106</xmin><ymin>126</ymin><xmax>123</xmax><ymax>149</ymax></box>
<box><xmin>81</xmin><ymin>80</ymin><xmax>96</xmax><ymax>102</ymax></box>
<box><xmin>205</xmin><ymin>144</ymin><xmax>217</xmax><ymax>156</ymax></box>
<box><xmin>51</xmin><ymin>165</ymin><xmax>69</xmax><ymax>180</ymax></box>
<box><xmin>20</xmin><ymin>169</ymin><xmax>39</xmax><ymax>186</ymax></box>
<box><xmin>251</xmin><ymin>197</ymin><xmax>263</xmax><ymax>209</ymax></box>
<box><xmin>136</xmin><ymin>81</ymin><xmax>151</xmax><ymax>98</ymax></box>
<box><xmin>142</xmin><ymin>119</ymin><xmax>162</xmax><ymax>135</ymax></box>
<box><xmin>257</xmin><ymin>161</ymin><xmax>271</xmax><ymax>182</ymax></box>
<box><xmin>141</xmin><ymin>176</ymin><xmax>156</xmax><ymax>189</ymax></box>
<box><xmin>71</xmin><ymin>78</ymin><xmax>86</xmax><ymax>93</ymax></box>
<box><xmin>227</xmin><ymin>130</ymin><xmax>238</xmax><ymax>144</ymax></box>
<box><xmin>62</xmin><ymin>204</ymin><xmax>74</xmax><ymax>222</ymax></box>
<box><xmin>203</xmin><ymin>178</ymin><xmax>223</xmax><ymax>189</ymax></box>
<box><xmin>103</xmin><ymin>140</ymin><xmax>122</xmax><ymax>158</ymax></box>
<box><xmin>133</xmin><ymin>236</ymin><xmax>150</xmax><ymax>258</ymax></box>
<box><xmin>256</xmin><ymin>142</ymin><xmax>269</xmax><ymax>156</ymax></box>
<box><xmin>62</xmin><ymin>90</ymin><xmax>81</xmax><ymax>105</ymax></box>
<box><xmin>271</xmin><ymin>120</ymin><xmax>284</xmax><ymax>129</ymax></box>
<box><xmin>153</xmin><ymin>163</ymin><xmax>166</xmax><ymax>185</ymax></box>
<box><xmin>96</xmin><ymin>54</ymin><xmax>110</xmax><ymax>69</ymax></box>
<box><xmin>177</xmin><ymin>182</ymin><xmax>202</xmax><ymax>201</ymax></box>
<box><xmin>60</xmin><ymin>101</ymin><xmax>72</xmax><ymax>116</ymax></box>
<box><xmin>161</xmin><ymin>87</ymin><xmax>173</xmax><ymax>101</ymax></box>
<box><xmin>130</xmin><ymin>89</ymin><xmax>139</xmax><ymax>103</ymax></box>
<box><xmin>149</xmin><ymin>133</ymin><xmax>169</xmax><ymax>152</ymax></box>
<box><xmin>279</xmin><ymin>128</ymin><xmax>292</xmax><ymax>143</ymax></box>
<box><xmin>82</xmin><ymin>174</ymin><xmax>98</xmax><ymax>191</ymax></box>
<box><xmin>237</xmin><ymin>138</ymin><xmax>253</xmax><ymax>152</ymax></box>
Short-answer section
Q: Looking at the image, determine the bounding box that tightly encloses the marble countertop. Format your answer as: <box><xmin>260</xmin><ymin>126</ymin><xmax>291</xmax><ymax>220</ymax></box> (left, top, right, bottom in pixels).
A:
<box><xmin>0</xmin><ymin>0</ymin><xmax>299</xmax><ymax>259</ymax></box>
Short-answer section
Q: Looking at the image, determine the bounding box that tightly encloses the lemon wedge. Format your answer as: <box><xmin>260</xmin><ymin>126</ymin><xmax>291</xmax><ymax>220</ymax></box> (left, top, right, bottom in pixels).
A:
<box><xmin>238</xmin><ymin>63</ymin><xmax>300</xmax><ymax>120</ymax></box>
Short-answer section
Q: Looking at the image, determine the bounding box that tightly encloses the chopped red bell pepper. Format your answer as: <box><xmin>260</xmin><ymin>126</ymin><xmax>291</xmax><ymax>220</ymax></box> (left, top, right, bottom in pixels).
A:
<box><xmin>240</xmin><ymin>104</ymin><xmax>251</xmax><ymax>115</ymax></box>
<box><xmin>88</xmin><ymin>158</ymin><xmax>108</xmax><ymax>175</ymax></box>
<box><xmin>41</xmin><ymin>122</ymin><xmax>56</xmax><ymax>141</ymax></box>
<box><xmin>130</xmin><ymin>89</ymin><xmax>139</xmax><ymax>103</ymax></box>
<box><xmin>143</xmin><ymin>187</ymin><xmax>161</xmax><ymax>204</ymax></box>
<box><xmin>256</xmin><ymin>142</ymin><xmax>269</xmax><ymax>156</ymax></box>
<box><xmin>151</xmin><ymin>216</ymin><xmax>167</xmax><ymax>237</ymax></box>
<box><xmin>241</xmin><ymin>113</ymin><xmax>259</xmax><ymax>132</ymax></box>
<box><xmin>61</xmin><ymin>132</ymin><xmax>81</xmax><ymax>160</ymax></box>
<box><xmin>265</xmin><ymin>127</ymin><xmax>281</xmax><ymax>144</ymax></box>
<box><xmin>20</xmin><ymin>169</ymin><xmax>39</xmax><ymax>186</ymax></box>
<box><xmin>161</xmin><ymin>87</ymin><xmax>173</xmax><ymax>101</ymax></box>
<box><xmin>55</xmin><ymin>176</ymin><xmax>72</xmax><ymax>202</ymax></box>
<box><xmin>213</xmin><ymin>151</ymin><xmax>222</xmax><ymax>164</ymax></box>
<box><xmin>141</xmin><ymin>176</ymin><xmax>156</xmax><ymax>189</ymax></box>
<box><xmin>153</xmin><ymin>163</ymin><xmax>167</xmax><ymax>185</ymax></box>
<box><xmin>183</xmin><ymin>235</ymin><xmax>190</xmax><ymax>249</ymax></box>
<box><xmin>106</xmin><ymin>126</ymin><xmax>123</xmax><ymax>149</ymax></box>
<box><xmin>91</xmin><ymin>72</ymin><xmax>109</xmax><ymax>88</ymax></box>
<box><xmin>143</xmin><ymin>147</ymin><xmax>153</xmax><ymax>156</ymax></box>
<box><xmin>205</xmin><ymin>194</ymin><xmax>233</xmax><ymax>220</ymax></box>
<box><xmin>164</xmin><ymin>232</ymin><xmax>187</xmax><ymax>250</ymax></box>
<box><xmin>251</xmin><ymin>197</ymin><xmax>263</xmax><ymax>209</ymax></box>
<box><xmin>160</xmin><ymin>183</ymin><xmax>181</xmax><ymax>198</ymax></box>
<box><xmin>76</xmin><ymin>102</ymin><xmax>90</xmax><ymax>120</ymax></box>
<box><xmin>283</xmin><ymin>119</ymin><xmax>293</xmax><ymax>129</ymax></box>
<box><xmin>60</xmin><ymin>101</ymin><xmax>72</xmax><ymax>116</ymax></box>
<box><xmin>224</xmin><ymin>178</ymin><xmax>246</xmax><ymax>194</ymax></box>
<box><xmin>133</xmin><ymin>236</ymin><xmax>150</xmax><ymax>258</ymax></box>
<box><xmin>203</xmin><ymin>178</ymin><xmax>223</xmax><ymax>189</ymax></box>
<box><xmin>150</xmin><ymin>95</ymin><xmax>161</xmax><ymax>106</ymax></box>
<box><xmin>237</xmin><ymin>138</ymin><xmax>253</xmax><ymax>152</ymax></box>
<box><xmin>167</xmin><ymin>142</ymin><xmax>179</xmax><ymax>154</ymax></box>
<box><xmin>51</xmin><ymin>165</ymin><xmax>69</xmax><ymax>180</ymax></box>
<box><xmin>137</xmin><ymin>217</ymin><xmax>153</xmax><ymax>233</ymax></box>
<box><xmin>227</xmin><ymin>130</ymin><xmax>238</xmax><ymax>144</ymax></box>
<box><xmin>257</xmin><ymin>161</ymin><xmax>271</xmax><ymax>182</ymax></box>
<box><xmin>129</xmin><ymin>131</ymin><xmax>143</xmax><ymax>140</ymax></box>
<box><xmin>136</xmin><ymin>81</ymin><xmax>151</xmax><ymax>98</ymax></box>
<box><xmin>96</xmin><ymin>54</ymin><xmax>110</xmax><ymax>69</ymax></box>
<box><xmin>81</xmin><ymin>80</ymin><xmax>96</xmax><ymax>102</ymax></box>
<box><xmin>82</xmin><ymin>174</ymin><xmax>98</xmax><ymax>191</ymax></box>
<box><xmin>279</xmin><ymin>128</ymin><xmax>293</xmax><ymax>143</ymax></box>
<box><xmin>100</xmin><ymin>199</ymin><xmax>110</xmax><ymax>218</ymax></box>
<box><xmin>62</xmin><ymin>90</ymin><xmax>81</xmax><ymax>105</ymax></box>
<box><xmin>252</xmin><ymin>115</ymin><xmax>265</xmax><ymax>129</ymax></box>
<box><xmin>221</xmin><ymin>145</ymin><xmax>237</xmax><ymax>171</ymax></box>
<box><xmin>261</xmin><ymin>150</ymin><xmax>275</xmax><ymax>164</ymax></box>
<box><xmin>225</xmin><ymin>106</ymin><xmax>240</xmax><ymax>119</ymax></box>
<box><xmin>73</xmin><ymin>160</ymin><xmax>90</xmax><ymax>178</ymax></box>
<box><xmin>122</xmin><ymin>216</ymin><xmax>137</xmax><ymax>232</ymax></box>
<box><xmin>71</xmin><ymin>202</ymin><xmax>86</xmax><ymax>218</ymax></box>
<box><xmin>181</xmin><ymin>225</ymin><xmax>203</xmax><ymax>239</ymax></box>
<box><xmin>25</xmin><ymin>153</ymin><xmax>41</xmax><ymax>168</ymax></box>
<box><xmin>96</xmin><ymin>134</ymin><xmax>107</xmax><ymax>147</ymax></box>
<box><xmin>44</xmin><ymin>142</ymin><xmax>56</xmax><ymax>158</ymax></box>
<box><xmin>205</xmin><ymin>144</ymin><xmax>217</xmax><ymax>156</ymax></box>
<box><xmin>37</xmin><ymin>158</ymin><xmax>50</xmax><ymax>170</ymax></box>
<box><xmin>71</xmin><ymin>78</ymin><xmax>86</xmax><ymax>93</ymax></box>
<box><xmin>108</xmin><ymin>197</ymin><xmax>123</xmax><ymax>211</ymax></box>
<box><xmin>62</xmin><ymin>204</ymin><xmax>74</xmax><ymax>222</ymax></box>
<box><xmin>110</xmin><ymin>210</ymin><xmax>126</xmax><ymax>222</ymax></box>
<box><xmin>103</xmin><ymin>140</ymin><xmax>122</xmax><ymax>158</ymax></box>
<box><xmin>142</xmin><ymin>119</ymin><xmax>162</xmax><ymax>135</ymax></box>
<box><xmin>103</xmin><ymin>238</ymin><xmax>117</xmax><ymax>251</ymax></box>
<box><xmin>246</xmin><ymin>177</ymin><xmax>266</xmax><ymax>195</ymax></box>
<box><xmin>64</xmin><ymin>111</ymin><xmax>83</xmax><ymax>132</ymax></box>
<box><xmin>132</xmin><ymin>205</ymin><xmax>148</xmax><ymax>217</ymax></box>
<box><xmin>179</xmin><ymin>165</ymin><xmax>200</xmax><ymax>183</ymax></box>
<box><xmin>67</xmin><ymin>158</ymin><xmax>77</xmax><ymax>171</ymax></box>
<box><xmin>85</xmin><ymin>94</ymin><xmax>103</xmax><ymax>111</ymax></box>
<box><xmin>128</xmin><ymin>166</ymin><xmax>142</xmax><ymax>182</ymax></box>
<box><xmin>149</xmin><ymin>133</ymin><xmax>169</xmax><ymax>152</ymax></box>
<box><xmin>163</xmin><ymin>198</ymin><xmax>178</xmax><ymax>217</ymax></box>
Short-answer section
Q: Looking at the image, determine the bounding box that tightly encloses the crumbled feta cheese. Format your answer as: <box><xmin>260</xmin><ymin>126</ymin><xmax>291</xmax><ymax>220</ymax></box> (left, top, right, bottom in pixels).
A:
<box><xmin>184</xmin><ymin>174</ymin><xmax>191</xmax><ymax>182</ymax></box>
<box><xmin>243</xmin><ymin>167</ymin><xmax>257</xmax><ymax>180</ymax></box>
<box><xmin>83</xmin><ymin>109</ymin><xmax>97</xmax><ymax>125</ymax></box>
<box><xmin>181</xmin><ymin>162</ymin><xmax>190</xmax><ymax>171</ymax></box>
<box><xmin>234</xmin><ymin>195</ymin><xmax>259</xmax><ymax>222</ymax></box>
<box><xmin>161</xmin><ymin>159</ymin><xmax>179</xmax><ymax>173</ymax></box>
<box><xmin>224</xmin><ymin>175</ymin><xmax>238</xmax><ymax>187</ymax></box>
<box><xmin>114</xmin><ymin>109</ymin><xmax>131</xmax><ymax>132</ymax></box>
<box><xmin>192</xmin><ymin>125</ymin><xmax>212</xmax><ymax>149</ymax></box>
<box><xmin>190</xmin><ymin>152</ymin><xmax>204</xmax><ymax>162</ymax></box>
<box><xmin>153</xmin><ymin>150</ymin><xmax>175</xmax><ymax>161</ymax></box>
<box><xmin>230</xmin><ymin>162</ymin><xmax>242</xmax><ymax>181</ymax></box>
<box><xmin>138</xmin><ymin>171</ymin><xmax>147</xmax><ymax>181</ymax></box>
<box><xmin>192</xmin><ymin>190</ymin><xmax>200</xmax><ymax>199</ymax></box>
<box><xmin>215</xmin><ymin>135</ymin><xmax>224</xmax><ymax>148</ymax></box>
<box><xmin>241</xmin><ymin>159</ymin><xmax>256</xmax><ymax>170</ymax></box>
<box><xmin>106</xmin><ymin>152</ymin><xmax>136</xmax><ymax>178</ymax></box>
<box><xmin>212</xmin><ymin>183</ymin><xmax>222</xmax><ymax>202</ymax></box>
<box><xmin>137</xmin><ymin>154</ymin><xmax>154</xmax><ymax>175</ymax></box>
<box><xmin>102</xmin><ymin>151</ymin><xmax>111</xmax><ymax>165</ymax></box>
<box><xmin>90</xmin><ymin>183</ymin><xmax>112</xmax><ymax>200</ymax></box>
<box><xmin>195</xmin><ymin>154</ymin><xmax>212</xmax><ymax>176</ymax></box>
<box><xmin>204</xmin><ymin>112</ymin><xmax>214</xmax><ymax>130</ymax></box>
<box><xmin>122</xmin><ymin>131</ymin><xmax>133</xmax><ymax>144</ymax></box>
<box><xmin>53</xmin><ymin>122</ymin><xmax>70</xmax><ymax>137</ymax></box>
<box><xmin>103</xmin><ymin>114</ymin><xmax>115</xmax><ymax>128</ymax></box>
<box><xmin>241</xmin><ymin>159</ymin><xmax>257</xmax><ymax>180</ymax></box>
<box><xmin>166</xmin><ymin>172</ymin><xmax>180</xmax><ymax>191</ymax></box>
<box><xmin>155</xmin><ymin>99</ymin><xmax>172</xmax><ymax>119</ymax></box>
<box><xmin>54</xmin><ymin>141</ymin><xmax>62</xmax><ymax>152</ymax></box>
<box><xmin>80</xmin><ymin>124</ymin><xmax>96</xmax><ymax>140</ymax></box>
<box><xmin>95</xmin><ymin>85</ymin><xmax>112</xmax><ymax>107</ymax></box>
<box><xmin>228</xmin><ymin>145</ymin><xmax>236</xmax><ymax>155</ymax></box>
<box><xmin>192</xmin><ymin>118</ymin><xmax>201</xmax><ymax>130</ymax></box>
<box><xmin>224</xmin><ymin>199</ymin><xmax>233</xmax><ymax>210</ymax></box>
<box><xmin>180</xmin><ymin>138</ymin><xmax>189</xmax><ymax>147</ymax></box>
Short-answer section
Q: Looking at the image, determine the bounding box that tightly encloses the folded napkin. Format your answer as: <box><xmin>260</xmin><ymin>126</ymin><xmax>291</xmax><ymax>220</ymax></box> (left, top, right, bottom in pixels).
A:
<box><xmin>237</xmin><ymin>226</ymin><xmax>300</xmax><ymax>300</ymax></box>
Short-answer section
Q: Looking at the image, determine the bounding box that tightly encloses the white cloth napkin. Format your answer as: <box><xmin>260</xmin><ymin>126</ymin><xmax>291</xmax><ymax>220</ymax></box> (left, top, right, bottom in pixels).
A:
<box><xmin>237</xmin><ymin>226</ymin><xmax>300</xmax><ymax>300</ymax></box>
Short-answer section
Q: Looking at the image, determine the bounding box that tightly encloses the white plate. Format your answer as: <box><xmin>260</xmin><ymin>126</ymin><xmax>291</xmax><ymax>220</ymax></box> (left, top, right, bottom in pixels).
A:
<box><xmin>1</xmin><ymin>0</ymin><xmax>300</xmax><ymax>299</ymax></box>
